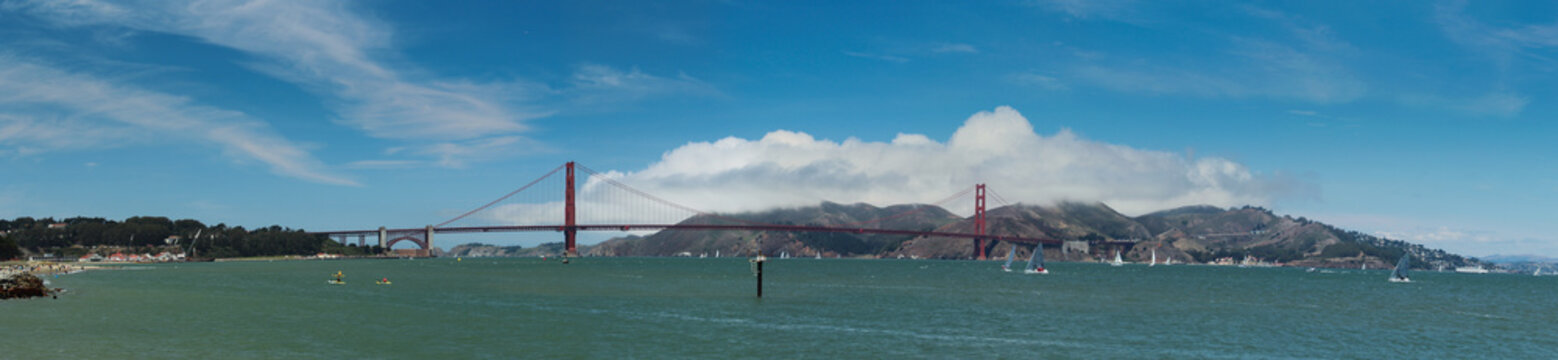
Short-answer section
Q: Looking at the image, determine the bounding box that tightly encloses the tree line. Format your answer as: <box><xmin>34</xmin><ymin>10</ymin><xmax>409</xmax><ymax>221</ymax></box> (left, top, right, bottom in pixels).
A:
<box><xmin>0</xmin><ymin>216</ymin><xmax>365</xmax><ymax>260</ymax></box>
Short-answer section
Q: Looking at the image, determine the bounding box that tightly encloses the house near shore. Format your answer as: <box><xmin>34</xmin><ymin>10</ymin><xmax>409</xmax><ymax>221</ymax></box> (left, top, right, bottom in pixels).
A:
<box><xmin>107</xmin><ymin>252</ymin><xmax>127</xmax><ymax>262</ymax></box>
<box><xmin>78</xmin><ymin>253</ymin><xmax>105</xmax><ymax>262</ymax></box>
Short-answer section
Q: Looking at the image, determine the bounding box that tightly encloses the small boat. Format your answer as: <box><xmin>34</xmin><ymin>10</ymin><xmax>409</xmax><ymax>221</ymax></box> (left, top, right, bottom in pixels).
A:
<box><xmin>1002</xmin><ymin>246</ymin><xmax>1016</xmax><ymax>272</ymax></box>
<box><xmin>1110</xmin><ymin>251</ymin><xmax>1124</xmax><ymax>266</ymax></box>
<box><xmin>328</xmin><ymin>271</ymin><xmax>345</xmax><ymax>285</ymax></box>
<box><xmin>1024</xmin><ymin>246</ymin><xmax>1048</xmax><ymax>274</ymax></box>
<box><xmin>1389</xmin><ymin>255</ymin><xmax>1411</xmax><ymax>283</ymax></box>
<box><xmin>1150</xmin><ymin>249</ymin><xmax>1157</xmax><ymax>267</ymax></box>
<box><xmin>376</xmin><ymin>278</ymin><xmax>392</xmax><ymax>285</ymax></box>
<box><xmin>815</xmin><ymin>252</ymin><xmax>821</xmax><ymax>260</ymax></box>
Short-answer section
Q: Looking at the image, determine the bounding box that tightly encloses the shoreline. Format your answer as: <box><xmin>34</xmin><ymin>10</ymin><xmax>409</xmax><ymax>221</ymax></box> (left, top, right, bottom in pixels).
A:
<box><xmin>1</xmin><ymin>262</ymin><xmax>88</xmax><ymax>279</ymax></box>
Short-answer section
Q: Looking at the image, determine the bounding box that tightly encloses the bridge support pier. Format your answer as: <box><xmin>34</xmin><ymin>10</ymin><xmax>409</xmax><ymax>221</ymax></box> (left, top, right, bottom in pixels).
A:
<box><xmin>974</xmin><ymin>184</ymin><xmax>987</xmax><ymax>260</ymax></box>
<box><xmin>564</xmin><ymin>161</ymin><xmax>578</xmax><ymax>258</ymax></box>
<box><xmin>425</xmin><ymin>225</ymin><xmax>435</xmax><ymax>257</ymax></box>
<box><xmin>378</xmin><ymin>227</ymin><xmax>387</xmax><ymax>253</ymax></box>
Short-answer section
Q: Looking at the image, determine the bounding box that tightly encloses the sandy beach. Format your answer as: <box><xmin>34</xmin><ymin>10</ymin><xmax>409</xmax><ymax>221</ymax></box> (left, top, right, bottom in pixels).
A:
<box><xmin>1</xmin><ymin>262</ymin><xmax>86</xmax><ymax>279</ymax></box>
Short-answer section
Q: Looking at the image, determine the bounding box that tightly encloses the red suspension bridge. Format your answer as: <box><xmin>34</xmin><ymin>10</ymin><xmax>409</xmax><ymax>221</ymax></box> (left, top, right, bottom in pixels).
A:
<box><xmin>312</xmin><ymin>162</ymin><xmax>1115</xmax><ymax>259</ymax></box>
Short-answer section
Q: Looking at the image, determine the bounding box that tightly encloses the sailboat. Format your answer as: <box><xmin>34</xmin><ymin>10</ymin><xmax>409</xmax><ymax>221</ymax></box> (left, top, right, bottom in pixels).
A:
<box><xmin>1165</xmin><ymin>255</ymin><xmax>1173</xmax><ymax>266</ymax></box>
<box><xmin>1002</xmin><ymin>246</ymin><xmax>1016</xmax><ymax>272</ymax></box>
<box><xmin>1389</xmin><ymin>255</ymin><xmax>1411</xmax><ymax>283</ymax></box>
<box><xmin>1024</xmin><ymin>246</ymin><xmax>1048</xmax><ymax>274</ymax></box>
<box><xmin>1534</xmin><ymin>267</ymin><xmax>1542</xmax><ymax>276</ymax></box>
<box><xmin>781</xmin><ymin>251</ymin><xmax>789</xmax><ymax>259</ymax></box>
<box><xmin>1110</xmin><ymin>251</ymin><xmax>1124</xmax><ymax>266</ymax></box>
<box><xmin>1150</xmin><ymin>249</ymin><xmax>1157</xmax><ymax>267</ymax></box>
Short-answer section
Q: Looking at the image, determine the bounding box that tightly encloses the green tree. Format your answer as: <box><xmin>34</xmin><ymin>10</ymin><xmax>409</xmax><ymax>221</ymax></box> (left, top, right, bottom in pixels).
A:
<box><xmin>0</xmin><ymin>235</ymin><xmax>20</xmax><ymax>260</ymax></box>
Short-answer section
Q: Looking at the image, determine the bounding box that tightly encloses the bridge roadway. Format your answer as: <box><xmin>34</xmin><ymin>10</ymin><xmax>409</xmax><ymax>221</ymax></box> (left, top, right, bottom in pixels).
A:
<box><xmin>312</xmin><ymin>224</ymin><xmax>1137</xmax><ymax>247</ymax></box>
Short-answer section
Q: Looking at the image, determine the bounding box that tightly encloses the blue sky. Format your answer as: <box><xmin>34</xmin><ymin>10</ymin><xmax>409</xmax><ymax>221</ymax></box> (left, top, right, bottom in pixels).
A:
<box><xmin>1</xmin><ymin>0</ymin><xmax>1554</xmax><ymax>257</ymax></box>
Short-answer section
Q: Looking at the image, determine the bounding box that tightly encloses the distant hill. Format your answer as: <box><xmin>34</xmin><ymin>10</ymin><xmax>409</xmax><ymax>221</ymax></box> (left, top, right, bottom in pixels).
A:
<box><xmin>445</xmin><ymin>242</ymin><xmax>578</xmax><ymax>258</ymax></box>
<box><xmin>1480</xmin><ymin>254</ymin><xmax>1555</xmax><ymax>264</ymax></box>
<box><xmin>588</xmin><ymin>202</ymin><xmax>960</xmax><ymax>258</ymax></box>
<box><xmin>469</xmin><ymin>202</ymin><xmax>1488</xmax><ymax>270</ymax></box>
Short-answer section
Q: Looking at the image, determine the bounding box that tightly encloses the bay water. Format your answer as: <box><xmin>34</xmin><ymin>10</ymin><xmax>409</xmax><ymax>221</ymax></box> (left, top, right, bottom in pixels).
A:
<box><xmin>4</xmin><ymin>258</ymin><xmax>1555</xmax><ymax>359</ymax></box>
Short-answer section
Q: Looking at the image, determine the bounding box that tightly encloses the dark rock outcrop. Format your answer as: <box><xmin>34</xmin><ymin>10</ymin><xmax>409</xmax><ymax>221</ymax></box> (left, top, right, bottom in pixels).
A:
<box><xmin>1</xmin><ymin>273</ymin><xmax>56</xmax><ymax>300</ymax></box>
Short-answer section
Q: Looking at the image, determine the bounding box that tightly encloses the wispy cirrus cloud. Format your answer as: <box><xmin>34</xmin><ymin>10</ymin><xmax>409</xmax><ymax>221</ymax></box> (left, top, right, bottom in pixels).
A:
<box><xmin>932</xmin><ymin>43</ymin><xmax>979</xmax><ymax>54</ymax></box>
<box><xmin>1030</xmin><ymin>0</ymin><xmax>1143</xmax><ymax>23</ymax></box>
<box><xmin>843</xmin><ymin>50</ymin><xmax>909</xmax><ymax>63</ymax></box>
<box><xmin>1056</xmin><ymin>7</ymin><xmax>1365</xmax><ymax>104</ymax></box>
<box><xmin>0</xmin><ymin>55</ymin><xmax>355</xmax><ymax>185</ymax></box>
<box><xmin>9</xmin><ymin>0</ymin><xmax>716</xmax><ymax>168</ymax></box>
<box><xmin>1008</xmin><ymin>72</ymin><xmax>1068</xmax><ymax>91</ymax></box>
<box><xmin>567</xmin><ymin>64</ymin><xmax>719</xmax><ymax>107</ymax></box>
<box><xmin>1434</xmin><ymin>1</ymin><xmax>1558</xmax><ymax>67</ymax></box>
<box><xmin>1398</xmin><ymin>91</ymin><xmax>1529</xmax><ymax>118</ymax></box>
<box><xmin>8</xmin><ymin>0</ymin><xmax>543</xmax><ymax>163</ymax></box>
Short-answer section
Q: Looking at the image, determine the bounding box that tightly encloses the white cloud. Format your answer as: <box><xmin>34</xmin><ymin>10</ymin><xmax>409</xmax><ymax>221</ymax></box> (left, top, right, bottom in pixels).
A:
<box><xmin>843</xmin><ymin>51</ymin><xmax>909</xmax><ymax>63</ymax></box>
<box><xmin>1069</xmin><ymin>38</ymin><xmax>1365</xmax><ymax>103</ymax></box>
<box><xmin>8</xmin><ymin>0</ymin><xmax>545</xmax><ymax>164</ymax></box>
<box><xmin>568</xmin><ymin>64</ymin><xmax>718</xmax><ymax>106</ymax></box>
<box><xmin>1435</xmin><ymin>2</ymin><xmax>1558</xmax><ymax>66</ymax></box>
<box><xmin>1031</xmin><ymin>0</ymin><xmax>1142</xmax><ymax>23</ymax></box>
<box><xmin>0</xmin><ymin>56</ymin><xmax>356</xmax><ymax>185</ymax></box>
<box><xmin>1008</xmin><ymin>72</ymin><xmax>1068</xmax><ymax>91</ymax></box>
<box><xmin>932</xmin><ymin>43</ymin><xmax>979</xmax><ymax>54</ymax></box>
<box><xmin>470</xmin><ymin>107</ymin><xmax>1303</xmax><ymax>227</ymax></box>
<box><xmin>1398</xmin><ymin>91</ymin><xmax>1529</xmax><ymax>117</ymax></box>
<box><xmin>10</xmin><ymin>0</ymin><xmax>718</xmax><ymax>168</ymax></box>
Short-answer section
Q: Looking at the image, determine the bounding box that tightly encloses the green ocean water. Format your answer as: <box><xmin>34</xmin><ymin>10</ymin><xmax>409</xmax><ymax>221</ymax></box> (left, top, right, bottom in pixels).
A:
<box><xmin>4</xmin><ymin>258</ymin><xmax>1555</xmax><ymax>359</ymax></box>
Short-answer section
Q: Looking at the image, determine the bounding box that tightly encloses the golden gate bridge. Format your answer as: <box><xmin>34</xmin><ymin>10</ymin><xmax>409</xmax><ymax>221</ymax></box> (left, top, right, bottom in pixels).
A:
<box><xmin>312</xmin><ymin>162</ymin><xmax>1129</xmax><ymax>259</ymax></box>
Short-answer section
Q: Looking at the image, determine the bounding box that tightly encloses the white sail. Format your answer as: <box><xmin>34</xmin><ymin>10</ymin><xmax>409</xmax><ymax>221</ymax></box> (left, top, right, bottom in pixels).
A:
<box><xmin>1111</xmin><ymin>251</ymin><xmax>1124</xmax><ymax>266</ymax></box>
<box><xmin>1150</xmin><ymin>249</ymin><xmax>1157</xmax><ymax>267</ymax></box>
<box><xmin>1024</xmin><ymin>246</ymin><xmax>1048</xmax><ymax>274</ymax></box>
<box><xmin>1002</xmin><ymin>246</ymin><xmax>1016</xmax><ymax>272</ymax></box>
<box><xmin>1389</xmin><ymin>255</ymin><xmax>1411</xmax><ymax>283</ymax></box>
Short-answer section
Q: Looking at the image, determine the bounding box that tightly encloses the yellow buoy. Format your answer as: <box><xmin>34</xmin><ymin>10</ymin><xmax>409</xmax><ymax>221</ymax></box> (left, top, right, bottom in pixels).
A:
<box><xmin>457</xmin><ymin>257</ymin><xmax>462</xmax><ymax>262</ymax></box>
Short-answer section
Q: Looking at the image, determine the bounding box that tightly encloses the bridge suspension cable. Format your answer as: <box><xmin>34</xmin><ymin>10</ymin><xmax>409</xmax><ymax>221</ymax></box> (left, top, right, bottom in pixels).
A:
<box><xmin>434</xmin><ymin>163</ymin><xmax>566</xmax><ymax>228</ymax></box>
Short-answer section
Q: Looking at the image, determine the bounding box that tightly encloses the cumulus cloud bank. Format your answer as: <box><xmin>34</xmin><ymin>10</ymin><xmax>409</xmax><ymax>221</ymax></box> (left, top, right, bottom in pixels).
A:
<box><xmin>476</xmin><ymin>107</ymin><xmax>1302</xmax><ymax>225</ymax></box>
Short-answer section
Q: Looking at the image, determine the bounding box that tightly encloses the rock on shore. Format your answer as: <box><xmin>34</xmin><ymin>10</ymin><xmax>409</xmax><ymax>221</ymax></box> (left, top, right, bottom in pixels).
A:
<box><xmin>1</xmin><ymin>273</ymin><xmax>55</xmax><ymax>299</ymax></box>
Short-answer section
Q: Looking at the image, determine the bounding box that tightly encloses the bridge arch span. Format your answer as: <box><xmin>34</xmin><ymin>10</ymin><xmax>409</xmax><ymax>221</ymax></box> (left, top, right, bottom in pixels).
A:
<box><xmin>385</xmin><ymin>236</ymin><xmax>428</xmax><ymax>250</ymax></box>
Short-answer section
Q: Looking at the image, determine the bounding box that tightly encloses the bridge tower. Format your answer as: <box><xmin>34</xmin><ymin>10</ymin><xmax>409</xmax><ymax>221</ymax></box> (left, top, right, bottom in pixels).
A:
<box><xmin>564</xmin><ymin>161</ymin><xmax>578</xmax><ymax>257</ymax></box>
<box><xmin>974</xmin><ymin>183</ymin><xmax>986</xmax><ymax>260</ymax></box>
